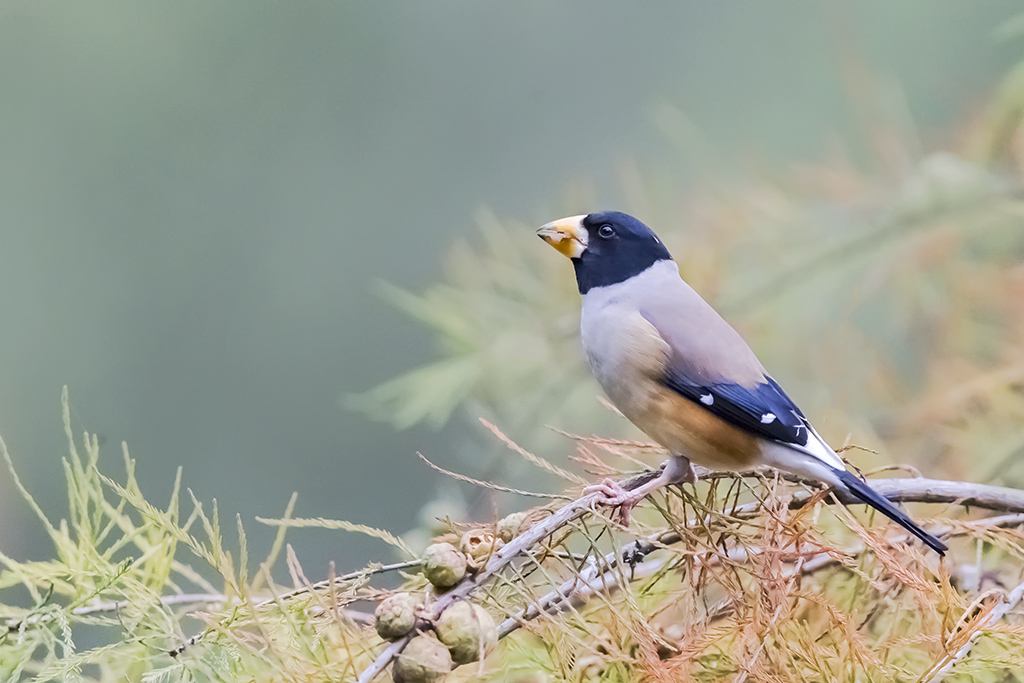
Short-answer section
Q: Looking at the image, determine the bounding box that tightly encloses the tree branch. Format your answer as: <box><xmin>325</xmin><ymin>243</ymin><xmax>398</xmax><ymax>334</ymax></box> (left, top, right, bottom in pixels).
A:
<box><xmin>5</xmin><ymin>593</ymin><xmax>234</xmax><ymax>635</ymax></box>
<box><xmin>355</xmin><ymin>471</ymin><xmax>1024</xmax><ymax>681</ymax></box>
<box><xmin>921</xmin><ymin>577</ymin><xmax>1024</xmax><ymax>681</ymax></box>
<box><xmin>167</xmin><ymin>559</ymin><xmax>419</xmax><ymax>657</ymax></box>
<box><xmin>499</xmin><ymin>512</ymin><xmax>1024</xmax><ymax>641</ymax></box>
<box><xmin>354</xmin><ymin>469</ymin><xmax>661</xmax><ymax>683</ymax></box>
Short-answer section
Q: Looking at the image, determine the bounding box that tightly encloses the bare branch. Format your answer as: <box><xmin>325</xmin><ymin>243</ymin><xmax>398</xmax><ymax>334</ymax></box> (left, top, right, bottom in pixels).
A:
<box><xmin>355</xmin><ymin>469</ymin><xmax>661</xmax><ymax>683</ymax></box>
<box><xmin>168</xmin><ymin>559</ymin><xmax>420</xmax><ymax>657</ymax></box>
<box><xmin>499</xmin><ymin>512</ymin><xmax>1024</xmax><ymax>640</ymax></box>
<box><xmin>821</xmin><ymin>477</ymin><xmax>1024</xmax><ymax>514</ymax></box>
<box><xmin>354</xmin><ymin>471</ymin><xmax>1024</xmax><ymax>681</ymax></box>
<box><xmin>921</xmin><ymin>579</ymin><xmax>1024</xmax><ymax>681</ymax></box>
<box><xmin>5</xmin><ymin>593</ymin><xmax>233</xmax><ymax>635</ymax></box>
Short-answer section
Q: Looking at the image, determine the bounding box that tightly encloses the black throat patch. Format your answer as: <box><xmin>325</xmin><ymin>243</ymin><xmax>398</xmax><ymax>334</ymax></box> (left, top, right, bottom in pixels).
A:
<box><xmin>572</xmin><ymin>249</ymin><xmax>671</xmax><ymax>294</ymax></box>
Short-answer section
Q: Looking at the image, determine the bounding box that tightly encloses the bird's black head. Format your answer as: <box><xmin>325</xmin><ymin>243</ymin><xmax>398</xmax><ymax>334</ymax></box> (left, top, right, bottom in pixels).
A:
<box><xmin>536</xmin><ymin>211</ymin><xmax>673</xmax><ymax>294</ymax></box>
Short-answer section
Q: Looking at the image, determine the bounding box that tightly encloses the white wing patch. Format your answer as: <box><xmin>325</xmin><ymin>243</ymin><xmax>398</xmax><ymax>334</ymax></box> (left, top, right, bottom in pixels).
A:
<box><xmin>760</xmin><ymin>412</ymin><xmax>776</xmax><ymax>424</ymax></box>
<box><xmin>699</xmin><ymin>393</ymin><xmax>714</xmax><ymax>406</ymax></box>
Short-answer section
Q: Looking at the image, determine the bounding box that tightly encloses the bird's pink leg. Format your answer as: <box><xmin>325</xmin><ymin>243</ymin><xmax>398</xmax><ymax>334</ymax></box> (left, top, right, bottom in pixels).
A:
<box><xmin>584</xmin><ymin>456</ymin><xmax>695</xmax><ymax>525</ymax></box>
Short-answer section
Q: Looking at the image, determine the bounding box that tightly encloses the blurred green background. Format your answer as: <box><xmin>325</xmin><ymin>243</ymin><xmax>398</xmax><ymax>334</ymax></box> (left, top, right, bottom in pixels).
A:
<box><xmin>2</xmin><ymin>1</ymin><xmax>1023</xmax><ymax>575</ymax></box>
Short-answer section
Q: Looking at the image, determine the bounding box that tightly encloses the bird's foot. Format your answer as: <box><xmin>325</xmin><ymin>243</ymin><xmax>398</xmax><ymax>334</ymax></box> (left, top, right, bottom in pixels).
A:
<box><xmin>584</xmin><ymin>457</ymin><xmax>695</xmax><ymax>526</ymax></box>
<box><xmin>584</xmin><ymin>479</ymin><xmax>648</xmax><ymax>525</ymax></box>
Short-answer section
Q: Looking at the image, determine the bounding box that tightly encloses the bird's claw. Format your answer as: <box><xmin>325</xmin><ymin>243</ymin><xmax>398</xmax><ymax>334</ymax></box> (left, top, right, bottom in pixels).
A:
<box><xmin>583</xmin><ymin>478</ymin><xmax>628</xmax><ymax>503</ymax></box>
<box><xmin>584</xmin><ymin>478</ymin><xmax>643</xmax><ymax>525</ymax></box>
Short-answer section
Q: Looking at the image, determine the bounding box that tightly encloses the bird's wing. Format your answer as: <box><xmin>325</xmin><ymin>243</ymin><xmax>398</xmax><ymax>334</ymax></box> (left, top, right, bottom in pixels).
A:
<box><xmin>662</xmin><ymin>372</ymin><xmax>814</xmax><ymax>447</ymax></box>
<box><xmin>638</xmin><ymin>281</ymin><xmax>845</xmax><ymax>470</ymax></box>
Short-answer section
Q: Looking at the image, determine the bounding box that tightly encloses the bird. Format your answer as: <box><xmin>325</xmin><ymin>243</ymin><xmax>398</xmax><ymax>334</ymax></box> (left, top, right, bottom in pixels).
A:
<box><xmin>536</xmin><ymin>210</ymin><xmax>947</xmax><ymax>555</ymax></box>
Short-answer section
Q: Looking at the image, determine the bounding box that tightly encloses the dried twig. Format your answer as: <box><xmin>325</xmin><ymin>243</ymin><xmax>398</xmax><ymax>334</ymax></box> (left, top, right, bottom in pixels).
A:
<box><xmin>498</xmin><ymin>512</ymin><xmax>1024</xmax><ymax>641</ymax></box>
<box><xmin>921</xmin><ymin>578</ymin><xmax>1024</xmax><ymax>681</ymax></box>
<box><xmin>354</xmin><ymin>470</ymin><xmax>1024</xmax><ymax>681</ymax></box>
<box><xmin>416</xmin><ymin>451</ymin><xmax>573</xmax><ymax>500</ymax></box>
<box><xmin>354</xmin><ymin>469</ymin><xmax>662</xmax><ymax>683</ymax></box>
<box><xmin>821</xmin><ymin>477</ymin><xmax>1024</xmax><ymax>514</ymax></box>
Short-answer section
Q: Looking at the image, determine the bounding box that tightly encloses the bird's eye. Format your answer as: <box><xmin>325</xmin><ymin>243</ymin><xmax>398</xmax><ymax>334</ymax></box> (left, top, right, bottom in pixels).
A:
<box><xmin>598</xmin><ymin>224</ymin><xmax>615</xmax><ymax>239</ymax></box>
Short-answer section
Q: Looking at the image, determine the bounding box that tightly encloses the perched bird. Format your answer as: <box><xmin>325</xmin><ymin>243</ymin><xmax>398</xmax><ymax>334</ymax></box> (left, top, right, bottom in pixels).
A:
<box><xmin>537</xmin><ymin>211</ymin><xmax>947</xmax><ymax>555</ymax></box>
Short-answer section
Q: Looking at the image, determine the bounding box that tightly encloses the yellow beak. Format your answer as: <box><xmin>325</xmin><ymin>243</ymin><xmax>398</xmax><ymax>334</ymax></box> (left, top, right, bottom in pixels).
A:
<box><xmin>536</xmin><ymin>215</ymin><xmax>588</xmax><ymax>259</ymax></box>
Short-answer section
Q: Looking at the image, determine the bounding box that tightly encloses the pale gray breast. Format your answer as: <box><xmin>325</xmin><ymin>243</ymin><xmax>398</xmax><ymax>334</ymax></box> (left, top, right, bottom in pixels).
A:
<box><xmin>579</xmin><ymin>266</ymin><xmax>674</xmax><ymax>417</ymax></box>
<box><xmin>579</xmin><ymin>259</ymin><xmax>766</xmax><ymax>408</ymax></box>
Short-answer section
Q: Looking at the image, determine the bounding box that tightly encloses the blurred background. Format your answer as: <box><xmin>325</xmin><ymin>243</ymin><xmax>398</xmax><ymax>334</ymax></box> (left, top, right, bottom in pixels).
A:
<box><xmin>2</xmin><ymin>1</ymin><xmax>1023</xmax><ymax>575</ymax></box>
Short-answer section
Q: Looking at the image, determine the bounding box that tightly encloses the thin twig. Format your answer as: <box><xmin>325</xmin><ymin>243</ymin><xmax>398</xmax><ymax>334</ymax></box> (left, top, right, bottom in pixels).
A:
<box><xmin>6</xmin><ymin>591</ymin><xmax>376</xmax><ymax>639</ymax></box>
<box><xmin>354</xmin><ymin>471</ymin><xmax>1024</xmax><ymax>681</ymax></box>
<box><xmin>921</xmin><ymin>578</ymin><xmax>1024</xmax><ymax>681</ymax></box>
<box><xmin>822</xmin><ymin>477</ymin><xmax>1024</xmax><ymax>514</ymax></box>
<box><xmin>498</xmin><ymin>512</ymin><xmax>1024</xmax><ymax>641</ymax></box>
<box><xmin>416</xmin><ymin>452</ymin><xmax>573</xmax><ymax>500</ymax></box>
<box><xmin>480</xmin><ymin>418</ymin><xmax>587</xmax><ymax>485</ymax></box>
<box><xmin>6</xmin><ymin>593</ymin><xmax>232</xmax><ymax>634</ymax></box>
<box><xmin>168</xmin><ymin>560</ymin><xmax>420</xmax><ymax>657</ymax></box>
<box><xmin>354</xmin><ymin>469</ymin><xmax>662</xmax><ymax>683</ymax></box>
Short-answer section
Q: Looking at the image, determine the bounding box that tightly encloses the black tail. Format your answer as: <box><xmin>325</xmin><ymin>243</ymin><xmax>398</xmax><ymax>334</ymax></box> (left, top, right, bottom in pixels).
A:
<box><xmin>834</xmin><ymin>469</ymin><xmax>947</xmax><ymax>555</ymax></box>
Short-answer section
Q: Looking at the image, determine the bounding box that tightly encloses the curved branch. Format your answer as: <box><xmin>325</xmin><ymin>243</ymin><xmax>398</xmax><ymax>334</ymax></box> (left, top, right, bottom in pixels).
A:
<box><xmin>922</xmin><ymin>578</ymin><xmax>1024</xmax><ymax>681</ymax></box>
<box><xmin>355</xmin><ymin>472</ymin><xmax>1024</xmax><ymax>681</ymax></box>
<box><xmin>499</xmin><ymin>512</ymin><xmax>1024</xmax><ymax>640</ymax></box>
<box><xmin>819</xmin><ymin>477</ymin><xmax>1024</xmax><ymax>513</ymax></box>
<box><xmin>354</xmin><ymin>469</ymin><xmax>660</xmax><ymax>683</ymax></box>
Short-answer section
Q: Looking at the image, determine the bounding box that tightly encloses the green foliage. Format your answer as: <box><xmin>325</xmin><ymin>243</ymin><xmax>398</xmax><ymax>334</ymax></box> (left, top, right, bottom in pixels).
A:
<box><xmin>351</xmin><ymin>210</ymin><xmax>590</xmax><ymax>433</ymax></box>
<box><xmin>0</xmin><ymin>389</ymin><xmax>379</xmax><ymax>682</ymax></box>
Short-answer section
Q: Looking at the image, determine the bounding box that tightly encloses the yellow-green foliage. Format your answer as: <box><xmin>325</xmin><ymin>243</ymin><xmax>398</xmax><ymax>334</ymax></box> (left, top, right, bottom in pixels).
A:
<box><xmin>0</xmin><ymin>389</ymin><xmax>383</xmax><ymax>682</ymax></box>
<box><xmin>4</xmin><ymin>400</ymin><xmax>1024</xmax><ymax>682</ymax></box>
